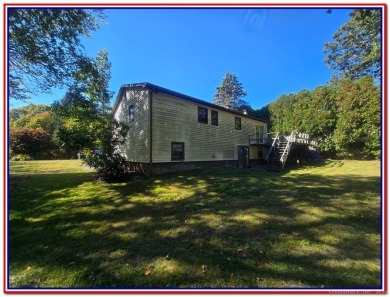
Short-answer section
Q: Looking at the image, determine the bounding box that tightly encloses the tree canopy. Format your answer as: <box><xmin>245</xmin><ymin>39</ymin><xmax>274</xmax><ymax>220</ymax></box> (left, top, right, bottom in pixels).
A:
<box><xmin>51</xmin><ymin>49</ymin><xmax>113</xmax><ymax>158</ymax></box>
<box><xmin>268</xmin><ymin>76</ymin><xmax>380</xmax><ymax>159</ymax></box>
<box><xmin>213</xmin><ymin>73</ymin><xmax>248</xmax><ymax>111</ymax></box>
<box><xmin>8</xmin><ymin>8</ymin><xmax>106</xmax><ymax>100</ymax></box>
<box><xmin>10</xmin><ymin>128</ymin><xmax>56</xmax><ymax>160</ymax></box>
<box><xmin>265</xmin><ymin>9</ymin><xmax>381</xmax><ymax>160</ymax></box>
<box><xmin>324</xmin><ymin>9</ymin><xmax>381</xmax><ymax>80</ymax></box>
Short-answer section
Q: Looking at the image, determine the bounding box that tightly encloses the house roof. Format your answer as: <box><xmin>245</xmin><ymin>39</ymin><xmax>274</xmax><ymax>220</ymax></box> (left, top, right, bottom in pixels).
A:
<box><xmin>112</xmin><ymin>82</ymin><xmax>269</xmax><ymax>124</ymax></box>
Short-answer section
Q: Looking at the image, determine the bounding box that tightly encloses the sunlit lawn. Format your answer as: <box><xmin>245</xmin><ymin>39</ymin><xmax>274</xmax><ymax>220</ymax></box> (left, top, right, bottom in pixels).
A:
<box><xmin>9</xmin><ymin>159</ymin><xmax>381</xmax><ymax>288</ymax></box>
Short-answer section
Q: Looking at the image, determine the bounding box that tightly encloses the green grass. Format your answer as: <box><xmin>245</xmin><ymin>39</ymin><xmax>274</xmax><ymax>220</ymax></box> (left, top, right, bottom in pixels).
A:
<box><xmin>9</xmin><ymin>160</ymin><xmax>381</xmax><ymax>288</ymax></box>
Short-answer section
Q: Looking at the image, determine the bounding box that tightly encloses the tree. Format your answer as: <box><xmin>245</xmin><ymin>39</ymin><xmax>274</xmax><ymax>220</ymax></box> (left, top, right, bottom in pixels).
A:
<box><xmin>266</xmin><ymin>77</ymin><xmax>379</xmax><ymax>159</ymax></box>
<box><xmin>10</xmin><ymin>104</ymin><xmax>55</xmax><ymax>134</ymax></box>
<box><xmin>213</xmin><ymin>73</ymin><xmax>248</xmax><ymax>110</ymax></box>
<box><xmin>268</xmin><ymin>93</ymin><xmax>299</xmax><ymax>134</ymax></box>
<box><xmin>253</xmin><ymin>106</ymin><xmax>270</xmax><ymax>122</ymax></box>
<box><xmin>10</xmin><ymin>128</ymin><xmax>56</xmax><ymax>159</ymax></box>
<box><xmin>72</xmin><ymin>49</ymin><xmax>113</xmax><ymax>113</ymax></box>
<box><xmin>303</xmin><ymin>85</ymin><xmax>337</xmax><ymax>154</ymax></box>
<box><xmin>8</xmin><ymin>8</ymin><xmax>106</xmax><ymax>100</ymax></box>
<box><xmin>332</xmin><ymin>76</ymin><xmax>380</xmax><ymax>159</ymax></box>
<box><xmin>324</xmin><ymin>9</ymin><xmax>381</xmax><ymax>80</ymax></box>
<box><xmin>90</xmin><ymin>49</ymin><xmax>114</xmax><ymax>114</ymax></box>
<box><xmin>10</xmin><ymin>104</ymin><xmax>48</xmax><ymax>122</ymax></box>
<box><xmin>51</xmin><ymin>87</ymin><xmax>100</xmax><ymax>158</ymax></box>
<box><xmin>52</xmin><ymin>49</ymin><xmax>113</xmax><ymax>157</ymax></box>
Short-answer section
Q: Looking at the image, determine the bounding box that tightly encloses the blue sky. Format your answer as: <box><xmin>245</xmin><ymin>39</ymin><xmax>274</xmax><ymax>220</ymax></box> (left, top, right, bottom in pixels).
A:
<box><xmin>10</xmin><ymin>7</ymin><xmax>352</xmax><ymax>110</ymax></box>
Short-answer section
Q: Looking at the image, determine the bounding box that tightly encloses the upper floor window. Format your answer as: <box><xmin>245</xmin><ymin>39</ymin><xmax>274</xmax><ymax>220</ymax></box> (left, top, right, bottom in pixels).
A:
<box><xmin>198</xmin><ymin>106</ymin><xmax>208</xmax><ymax>124</ymax></box>
<box><xmin>129</xmin><ymin>105</ymin><xmax>135</xmax><ymax>122</ymax></box>
<box><xmin>211</xmin><ymin>110</ymin><xmax>218</xmax><ymax>126</ymax></box>
<box><xmin>235</xmin><ymin>117</ymin><xmax>242</xmax><ymax>130</ymax></box>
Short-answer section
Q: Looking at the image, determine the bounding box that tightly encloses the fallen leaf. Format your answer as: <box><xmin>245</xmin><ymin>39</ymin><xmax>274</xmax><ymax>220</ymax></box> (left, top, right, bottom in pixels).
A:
<box><xmin>144</xmin><ymin>270</ymin><xmax>152</xmax><ymax>277</ymax></box>
<box><xmin>201</xmin><ymin>264</ymin><xmax>206</xmax><ymax>272</ymax></box>
<box><xmin>279</xmin><ymin>233</ymin><xmax>287</xmax><ymax>240</ymax></box>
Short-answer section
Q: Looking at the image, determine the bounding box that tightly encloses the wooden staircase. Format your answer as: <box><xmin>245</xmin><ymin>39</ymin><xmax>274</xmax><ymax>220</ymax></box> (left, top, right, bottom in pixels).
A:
<box><xmin>265</xmin><ymin>131</ymin><xmax>317</xmax><ymax>172</ymax></box>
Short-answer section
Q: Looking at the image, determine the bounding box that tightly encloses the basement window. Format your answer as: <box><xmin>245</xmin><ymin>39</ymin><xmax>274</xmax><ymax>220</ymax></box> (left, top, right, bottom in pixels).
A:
<box><xmin>129</xmin><ymin>105</ymin><xmax>135</xmax><ymax>122</ymax></box>
<box><xmin>235</xmin><ymin>117</ymin><xmax>242</xmax><ymax>130</ymax></box>
<box><xmin>198</xmin><ymin>107</ymin><xmax>208</xmax><ymax>124</ymax></box>
<box><xmin>171</xmin><ymin>142</ymin><xmax>185</xmax><ymax>161</ymax></box>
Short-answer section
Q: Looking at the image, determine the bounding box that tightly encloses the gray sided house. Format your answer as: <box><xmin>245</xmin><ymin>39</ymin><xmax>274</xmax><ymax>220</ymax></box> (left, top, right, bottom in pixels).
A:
<box><xmin>113</xmin><ymin>83</ymin><xmax>269</xmax><ymax>175</ymax></box>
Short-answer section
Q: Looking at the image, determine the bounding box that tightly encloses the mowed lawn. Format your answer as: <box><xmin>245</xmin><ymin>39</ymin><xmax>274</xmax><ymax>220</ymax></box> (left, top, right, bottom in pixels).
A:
<box><xmin>9</xmin><ymin>160</ymin><xmax>381</xmax><ymax>289</ymax></box>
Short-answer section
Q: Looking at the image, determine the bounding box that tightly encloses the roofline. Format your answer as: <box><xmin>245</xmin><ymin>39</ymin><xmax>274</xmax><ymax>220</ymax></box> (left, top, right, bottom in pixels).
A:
<box><xmin>112</xmin><ymin>82</ymin><xmax>270</xmax><ymax>124</ymax></box>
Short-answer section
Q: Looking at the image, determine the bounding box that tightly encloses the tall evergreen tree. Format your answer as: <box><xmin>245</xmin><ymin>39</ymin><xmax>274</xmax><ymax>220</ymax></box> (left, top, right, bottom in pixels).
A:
<box><xmin>213</xmin><ymin>73</ymin><xmax>248</xmax><ymax>110</ymax></box>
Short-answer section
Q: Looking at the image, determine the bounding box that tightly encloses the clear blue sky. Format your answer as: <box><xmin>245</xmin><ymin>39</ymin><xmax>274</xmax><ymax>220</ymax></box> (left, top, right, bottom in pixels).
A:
<box><xmin>10</xmin><ymin>7</ymin><xmax>352</xmax><ymax>110</ymax></box>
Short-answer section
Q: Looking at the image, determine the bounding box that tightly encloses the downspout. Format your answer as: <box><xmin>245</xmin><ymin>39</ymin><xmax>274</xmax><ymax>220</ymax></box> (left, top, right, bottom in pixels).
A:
<box><xmin>149</xmin><ymin>90</ymin><xmax>153</xmax><ymax>176</ymax></box>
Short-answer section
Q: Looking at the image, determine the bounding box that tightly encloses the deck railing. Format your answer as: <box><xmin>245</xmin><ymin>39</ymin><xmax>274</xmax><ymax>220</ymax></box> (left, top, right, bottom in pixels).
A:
<box><xmin>286</xmin><ymin>132</ymin><xmax>318</xmax><ymax>149</ymax></box>
<box><xmin>248</xmin><ymin>133</ymin><xmax>275</xmax><ymax>146</ymax></box>
<box><xmin>249</xmin><ymin>132</ymin><xmax>318</xmax><ymax>150</ymax></box>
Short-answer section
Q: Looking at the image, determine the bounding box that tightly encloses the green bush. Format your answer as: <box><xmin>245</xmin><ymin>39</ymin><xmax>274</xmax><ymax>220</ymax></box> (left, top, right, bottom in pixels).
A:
<box><xmin>10</xmin><ymin>128</ymin><xmax>57</xmax><ymax>160</ymax></box>
<box><xmin>83</xmin><ymin>119</ymin><xmax>129</xmax><ymax>182</ymax></box>
<box><xmin>84</xmin><ymin>151</ymin><xmax>128</xmax><ymax>182</ymax></box>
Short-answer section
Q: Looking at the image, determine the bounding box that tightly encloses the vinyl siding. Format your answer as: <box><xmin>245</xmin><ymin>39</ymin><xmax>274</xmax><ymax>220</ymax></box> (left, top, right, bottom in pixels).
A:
<box><xmin>113</xmin><ymin>89</ymin><xmax>150</xmax><ymax>162</ymax></box>
<box><xmin>152</xmin><ymin>93</ymin><xmax>267</xmax><ymax>163</ymax></box>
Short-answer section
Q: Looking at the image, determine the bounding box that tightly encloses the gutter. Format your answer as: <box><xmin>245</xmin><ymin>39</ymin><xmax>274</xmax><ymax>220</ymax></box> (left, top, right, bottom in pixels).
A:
<box><xmin>117</xmin><ymin>82</ymin><xmax>270</xmax><ymax>124</ymax></box>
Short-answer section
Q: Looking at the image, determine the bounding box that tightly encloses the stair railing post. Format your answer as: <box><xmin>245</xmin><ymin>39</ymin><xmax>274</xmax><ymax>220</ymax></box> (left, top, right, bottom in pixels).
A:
<box><xmin>265</xmin><ymin>132</ymin><xmax>279</xmax><ymax>161</ymax></box>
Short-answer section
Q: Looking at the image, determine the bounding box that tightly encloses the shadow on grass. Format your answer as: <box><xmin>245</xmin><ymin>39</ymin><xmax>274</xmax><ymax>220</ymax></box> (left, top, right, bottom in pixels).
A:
<box><xmin>9</xmin><ymin>167</ymin><xmax>381</xmax><ymax>288</ymax></box>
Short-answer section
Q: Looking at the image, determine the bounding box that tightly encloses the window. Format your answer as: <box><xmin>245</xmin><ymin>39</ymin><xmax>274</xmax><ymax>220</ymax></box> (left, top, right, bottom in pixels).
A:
<box><xmin>129</xmin><ymin>105</ymin><xmax>135</xmax><ymax>122</ymax></box>
<box><xmin>211</xmin><ymin>110</ymin><xmax>218</xmax><ymax>126</ymax></box>
<box><xmin>198</xmin><ymin>107</ymin><xmax>208</xmax><ymax>124</ymax></box>
<box><xmin>171</xmin><ymin>142</ymin><xmax>185</xmax><ymax>161</ymax></box>
<box><xmin>235</xmin><ymin>117</ymin><xmax>242</xmax><ymax>130</ymax></box>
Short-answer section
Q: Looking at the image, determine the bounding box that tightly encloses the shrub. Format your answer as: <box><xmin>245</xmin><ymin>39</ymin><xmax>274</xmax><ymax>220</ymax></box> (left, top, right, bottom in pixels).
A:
<box><xmin>10</xmin><ymin>128</ymin><xmax>56</xmax><ymax>159</ymax></box>
<box><xmin>84</xmin><ymin>119</ymin><xmax>129</xmax><ymax>182</ymax></box>
<box><xmin>84</xmin><ymin>151</ymin><xmax>128</xmax><ymax>182</ymax></box>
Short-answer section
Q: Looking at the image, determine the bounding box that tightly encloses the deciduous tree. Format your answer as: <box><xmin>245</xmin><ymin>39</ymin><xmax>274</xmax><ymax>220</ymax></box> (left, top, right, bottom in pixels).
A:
<box><xmin>324</xmin><ymin>9</ymin><xmax>381</xmax><ymax>80</ymax></box>
<box><xmin>332</xmin><ymin>76</ymin><xmax>380</xmax><ymax>158</ymax></box>
<box><xmin>10</xmin><ymin>104</ymin><xmax>55</xmax><ymax>134</ymax></box>
<box><xmin>10</xmin><ymin>128</ymin><xmax>56</xmax><ymax>159</ymax></box>
<box><xmin>51</xmin><ymin>49</ymin><xmax>113</xmax><ymax>157</ymax></box>
<box><xmin>8</xmin><ymin>8</ymin><xmax>106</xmax><ymax>100</ymax></box>
<box><xmin>267</xmin><ymin>77</ymin><xmax>379</xmax><ymax>159</ymax></box>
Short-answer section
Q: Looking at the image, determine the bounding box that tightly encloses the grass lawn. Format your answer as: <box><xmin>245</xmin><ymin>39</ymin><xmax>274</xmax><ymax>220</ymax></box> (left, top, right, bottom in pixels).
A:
<box><xmin>8</xmin><ymin>160</ymin><xmax>381</xmax><ymax>289</ymax></box>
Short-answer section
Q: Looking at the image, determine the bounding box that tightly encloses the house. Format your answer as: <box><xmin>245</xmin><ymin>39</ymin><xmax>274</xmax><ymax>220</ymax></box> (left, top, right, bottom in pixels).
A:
<box><xmin>112</xmin><ymin>83</ymin><xmax>270</xmax><ymax>175</ymax></box>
